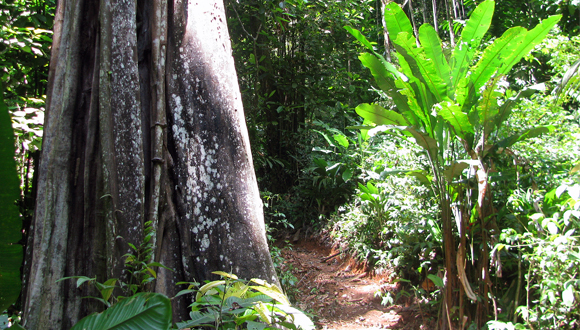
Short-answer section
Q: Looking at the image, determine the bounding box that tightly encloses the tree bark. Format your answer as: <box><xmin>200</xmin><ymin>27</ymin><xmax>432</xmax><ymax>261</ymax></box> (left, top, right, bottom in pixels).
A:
<box><xmin>21</xmin><ymin>0</ymin><xmax>277</xmax><ymax>328</ymax></box>
<box><xmin>432</xmin><ymin>0</ymin><xmax>439</xmax><ymax>33</ymax></box>
<box><xmin>381</xmin><ymin>0</ymin><xmax>392</xmax><ymax>61</ymax></box>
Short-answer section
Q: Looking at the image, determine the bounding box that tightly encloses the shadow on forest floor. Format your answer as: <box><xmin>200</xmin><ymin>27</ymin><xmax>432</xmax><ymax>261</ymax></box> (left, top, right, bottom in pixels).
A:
<box><xmin>279</xmin><ymin>237</ymin><xmax>438</xmax><ymax>330</ymax></box>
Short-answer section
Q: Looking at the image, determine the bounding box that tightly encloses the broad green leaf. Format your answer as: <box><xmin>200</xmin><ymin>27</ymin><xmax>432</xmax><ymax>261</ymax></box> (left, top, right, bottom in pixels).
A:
<box><xmin>394</xmin><ymin>32</ymin><xmax>448</xmax><ymax>102</ymax></box>
<box><xmin>147</xmin><ymin>261</ymin><xmax>173</xmax><ymax>271</ymax></box>
<box><xmin>358</xmin><ymin>53</ymin><xmax>411</xmax><ymax>114</ymax></box>
<box><xmin>174</xmin><ymin>289</ymin><xmax>195</xmax><ymax>298</ymax></box>
<box><xmin>358</xmin><ymin>182</ymin><xmax>369</xmax><ymax>194</ymax></box>
<box><xmin>383</xmin><ymin>2</ymin><xmax>414</xmax><ymax>39</ymax></box>
<box><xmin>401</xmin><ymin>109</ymin><xmax>420</xmax><ymax>127</ymax></box>
<box><xmin>239</xmin><ymin>294</ymin><xmax>274</xmax><ymax>306</ymax></box>
<box><xmin>498</xmin><ymin>126</ymin><xmax>555</xmax><ymax>148</ymax></box>
<box><xmin>101</xmin><ymin>278</ymin><xmax>118</xmax><ymax>302</ymax></box>
<box><xmin>332</xmin><ymin>134</ymin><xmax>349</xmax><ymax>148</ymax></box>
<box><xmin>355</xmin><ymin>103</ymin><xmax>408</xmax><ymax>126</ymax></box>
<box><xmin>0</xmin><ymin>91</ymin><xmax>22</xmax><ymax>313</ymax></box>
<box><xmin>226</xmin><ymin>281</ymin><xmax>250</xmax><ymax>299</ymax></box>
<box><xmin>396</xmin><ymin>78</ymin><xmax>429</xmax><ymax>128</ymax></box>
<box><xmin>77</xmin><ymin>276</ymin><xmax>94</xmax><ymax>288</ymax></box>
<box><xmin>344</xmin><ymin>26</ymin><xmax>375</xmax><ymax>52</ymax></box>
<box><xmin>427</xmin><ymin>274</ymin><xmax>444</xmax><ymax>288</ymax></box>
<box><xmin>249</xmin><ymin>285</ymin><xmax>289</xmax><ymax>306</ymax></box>
<box><xmin>436</xmin><ymin>101</ymin><xmax>474</xmax><ymax>141</ymax></box>
<box><xmin>393</xmin><ymin>38</ymin><xmax>435</xmax><ymax>115</ymax></box>
<box><xmin>196</xmin><ymin>280</ymin><xmax>226</xmax><ymax>301</ymax></box>
<box><xmin>127</xmin><ymin>242</ymin><xmax>137</xmax><ymax>251</ymax></box>
<box><xmin>71</xmin><ymin>292</ymin><xmax>172</xmax><ymax>330</ymax></box>
<box><xmin>455</xmin><ymin>75</ymin><xmax>472</xmax><ymax>110</ymax></box>
<box><xmin>342</xmin><ymin>168</ymin><xmax>353</xmax><ymax>182</ymax></box>
<box><xmin>253</xmin><ymin>301</ymin><xmax>271</xmax><ymax>324</ymax></box>
<box><xmin>499</xmin><ymin>15</ymin><xmax>562</xmax><ymax>76</ymax></box>
<box><xmin>419</xmin><ymin>24</ymin><xmax>451</xmax><ymax>94</ymax></box>
<box><xmin>450</xmin><ymin>0</ymin><xmax>495</xmax><ymax>93</ymax></box>
<box><xmin>478</xmin><ymin>75</ymin><xmax>503</xmax><ymax>136</ymax></box>
<box><xmin>365</xmin><ymin>182</ymin><xmax>379</xmax><ymax>195</ymax></box>
<box><xmin>469</xmin><ymin>27</ymin><xmax>527</xmax><ymax>96</ymax></box>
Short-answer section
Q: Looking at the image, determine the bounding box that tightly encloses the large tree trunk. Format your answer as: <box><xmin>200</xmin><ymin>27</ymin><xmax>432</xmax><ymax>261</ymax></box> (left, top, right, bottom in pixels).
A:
<box><xmin>21</xmin><ymin>0</ymin><xmax>277</xmax><ymax>328</ymax></box>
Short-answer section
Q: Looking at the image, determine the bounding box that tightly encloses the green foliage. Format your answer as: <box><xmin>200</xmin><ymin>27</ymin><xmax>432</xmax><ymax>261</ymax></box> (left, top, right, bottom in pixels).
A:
<box><xmin>70</xmin><ymin>292</ymin><xmax>172</xmax><ymax>330</ymax></box>
<box><xmin>1</xmin><ymin>0</ymin><xmax>52</xmax><ymax>154</ymax></box>
<box><xmin>268</xmin><ymin>242</ymin><xmax>299</xmax><ymax>302</ymax></box>
<box><xmin>59</xmin><ymin>225</ymin><xmax>172</xmax><ymax>307</ymax></box>
<box><xmin>261</xmin><ymin>192</ymin><xmax>299</xmax><ymax>300</ymax></box>
<box><xmin>0</xmin><ymin>90</ymin><xmax>22</xmax><ymax>314</ymax></box>
<box><xmin>329</xmin><ymin>135</ymin><xmax>440</xmax><ymax>276</ymax></box>
<box><xmin>228</xmin><ymin>0</ymin><xmax>377</xmax><ymax>198</ymax></box>
<box><xmin>122</xmin><ymin>221</ymin><xmax>172</xmax><ymax>296</ymax></box>
<box><xmin>176</xmin><ymin>271</ymin><xmax>314</xmax><ymax>330</ymax></box>
<box><xmin>262</xmin><ymin>191</ymin><xmax>294</xmax><ymax>235</ymax></box>
<box><xmin>496</xmin><ymin>166</ymin><xmax>580</xmax><ymax>329</ymax></box>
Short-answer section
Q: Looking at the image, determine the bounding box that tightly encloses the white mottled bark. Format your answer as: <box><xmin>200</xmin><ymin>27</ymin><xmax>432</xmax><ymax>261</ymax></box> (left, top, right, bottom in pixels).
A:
<box><xmin>22</xmin><ymin>0</ymin><xmax>277</xmax><ymax>328</ymax></box>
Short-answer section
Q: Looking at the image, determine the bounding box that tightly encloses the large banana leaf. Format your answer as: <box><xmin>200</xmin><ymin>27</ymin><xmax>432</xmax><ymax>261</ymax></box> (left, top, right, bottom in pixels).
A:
<box><xmin>355</xmin><ymin>103</ymin><xmax>409</xmax><ymax>126</ymax></box>
<box><xmin>499</xmin><ymin>14</ymin><xmax>562</xmax><ymax>76</ymax></box>
<box><xmin>0</xmin><ymin>91</ymin><xmax>22</xmax><ymax>313</ymax></box>
<box><xmin>70</xmin><ymin>292</ymin><xmax>172</xmax><ymax>330</ymax></box>
<box><xmin>436</xmin><ymin>101</ymin><xmax>474</xmax><ymax>142</ymax></box>
<box><xmin>343</xmin><ymin>26</ymin><xmax>375</xmax><ymax>52</ymax></box>
<box><xmin>394</xmin><ymin>32</ymin><xmax>448</xmax><ymax>102</ymax></box>
<box><xmin>419</xmin><ymin>24</ymin><xmax>450</xmax><ymax>93</ymax></box>
<box><xmin>468</xmin><ymin>27</ymin><xmax>527</xmax><ymax>98</ymax></box>
<box><xmin>478</xmin><ymin>75</ymin><xmax>503</xmax><ymax>137</ymax></box>
<box><xmin>497</xmin><ymin>126</ymin><xmax>555</xmax><ymax>149</ymax></box>
<box><xmin>383</xmin><ymin>2</ymin><xmax>413</xmax><ymax>38</ymax></box>
<box><xmin>392</xmin><ymin>47</ymin><xmax>434</xmax><ymax>130</ymax></box>
<box><xmin>358</xmin><ymin>53</ymin><xmax>411</xmax><ymax>114</ymax></box>
<box><xmin>450</xmin><ymin>0</ymin><xmax>495</xmax><ymax>92</ymax></box>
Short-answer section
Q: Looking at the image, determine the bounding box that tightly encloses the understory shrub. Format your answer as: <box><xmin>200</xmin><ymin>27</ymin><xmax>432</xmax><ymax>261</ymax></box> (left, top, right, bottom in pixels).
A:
<box><xmin>328</xmin><ymin>134</ymin><xmax>441</xmax><ymax>280</ymax></box>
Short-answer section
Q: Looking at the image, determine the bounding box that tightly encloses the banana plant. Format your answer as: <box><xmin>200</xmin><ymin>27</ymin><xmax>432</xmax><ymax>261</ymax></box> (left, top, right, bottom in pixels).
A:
<box><xmin>347</xmin><ymin>1</ymin><xmax>560</xmax><ymax>327</ymax></box>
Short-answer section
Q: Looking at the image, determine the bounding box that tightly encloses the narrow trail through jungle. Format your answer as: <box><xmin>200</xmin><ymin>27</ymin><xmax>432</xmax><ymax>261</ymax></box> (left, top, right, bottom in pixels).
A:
<box><xmin>280</xmin><ymin>238</ymin><xmax>436</xmax><ymax>330</ymax></box>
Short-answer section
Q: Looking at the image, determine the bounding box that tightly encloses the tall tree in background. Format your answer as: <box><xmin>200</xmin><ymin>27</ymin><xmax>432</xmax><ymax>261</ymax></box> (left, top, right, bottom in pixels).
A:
<box><xmin>21</xmin><ymin>0</ymin><xmax>277</xmax><ymax>328</ymax></box>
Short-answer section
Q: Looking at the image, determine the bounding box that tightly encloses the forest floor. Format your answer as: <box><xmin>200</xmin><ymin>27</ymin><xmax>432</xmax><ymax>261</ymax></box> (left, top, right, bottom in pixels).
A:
<box><xmin>279</xmin><ymin>237</ymin><xmax>438</xmax><ymax>330</ymax></box>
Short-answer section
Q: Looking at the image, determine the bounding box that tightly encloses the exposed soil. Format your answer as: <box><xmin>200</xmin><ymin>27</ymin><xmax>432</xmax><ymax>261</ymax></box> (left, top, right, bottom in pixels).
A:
<box><xmin>279</xmin><ymin>238</ymin><xmax>437</xmax><ymax>330</ymax></box>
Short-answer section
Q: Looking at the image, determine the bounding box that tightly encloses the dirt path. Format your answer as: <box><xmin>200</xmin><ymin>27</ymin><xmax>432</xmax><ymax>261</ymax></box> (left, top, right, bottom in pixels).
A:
<box><xmin>280</xmin><ymin>239</ymin><xmax>436</xmax><ymax>330</ymax></box>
